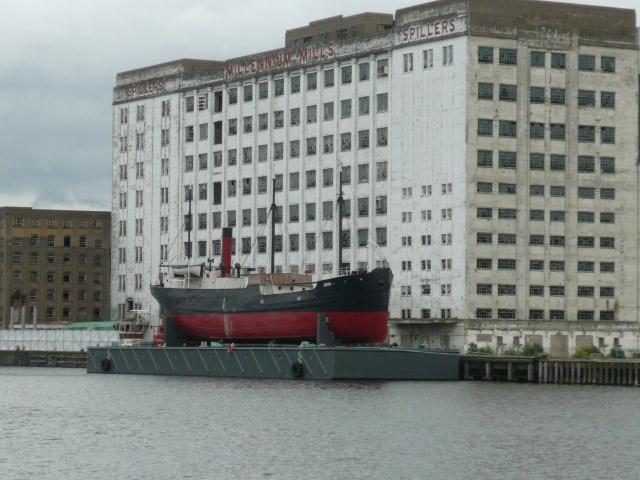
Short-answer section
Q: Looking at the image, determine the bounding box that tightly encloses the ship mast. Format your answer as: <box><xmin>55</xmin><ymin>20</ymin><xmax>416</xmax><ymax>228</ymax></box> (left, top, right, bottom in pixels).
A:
<box><xmin>337</xmin><ymin>169</ymin><xmax>344</xmax><ymax>273</ymax></box>
<box><xmin>270</xmin><ymin>177</ymin><xmax>276</xmax><ymax>274</ymax></box>
<box><xmin>187</xmin><ymin>195</ymin><xmax>192</xmax><ymax>288</ymax></box>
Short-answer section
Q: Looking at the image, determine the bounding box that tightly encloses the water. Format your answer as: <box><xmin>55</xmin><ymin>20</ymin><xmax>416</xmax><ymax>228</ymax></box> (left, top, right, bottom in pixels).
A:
<box><xmin>0</xmin><ymin>368</ymin><xmax>639</xmax><ymax>480</ymax></box>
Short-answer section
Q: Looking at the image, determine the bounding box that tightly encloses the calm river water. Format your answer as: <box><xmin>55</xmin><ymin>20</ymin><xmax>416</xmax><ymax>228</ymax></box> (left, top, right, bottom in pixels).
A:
<box><xmin>0</xmin><ymin>367</ymin><xmax>638</xmax><ymax>480</ymax></box>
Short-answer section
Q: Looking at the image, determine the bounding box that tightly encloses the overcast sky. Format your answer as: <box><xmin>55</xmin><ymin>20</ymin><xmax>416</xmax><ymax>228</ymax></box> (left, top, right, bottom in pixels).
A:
<box><xmin>0</xmin><ymin>0</ymin><xmax>637</xmax><ymax>211</ymax></box>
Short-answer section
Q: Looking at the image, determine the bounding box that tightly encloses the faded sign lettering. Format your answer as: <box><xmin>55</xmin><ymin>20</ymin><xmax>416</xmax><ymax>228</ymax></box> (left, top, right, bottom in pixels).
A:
<box><xmin>225</xmin><ymin>44</ymin><xmax>337</xmax><ymax>80</ymax></box>
<box><xmin>126</xmin><ymin>79</ymin><xmax>165</xmax><ymax>99</ymax></box>
<box><xmin>397</xmin><ymin>16</ymin><xmax>466</xmax><ymax>44</ymax></box>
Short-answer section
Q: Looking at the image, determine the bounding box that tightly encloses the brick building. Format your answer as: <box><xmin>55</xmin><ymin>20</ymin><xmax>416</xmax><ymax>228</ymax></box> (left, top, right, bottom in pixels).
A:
<box><xmin>0</xmin><ymin>207</ymin><xmax>111</xmax><ymax>327</ymax></box>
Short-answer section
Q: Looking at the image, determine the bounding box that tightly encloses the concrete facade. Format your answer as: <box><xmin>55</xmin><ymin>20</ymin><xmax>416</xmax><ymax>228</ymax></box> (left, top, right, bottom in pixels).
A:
<box><xmin>111</xmin><ymin>0</ymin><xmax>639</xmax><ymax>355</ymax></box>
<box><xmin>0</xmin><ymin>207</ymin><xmax>111</xmax><ymax>328</ymax></box>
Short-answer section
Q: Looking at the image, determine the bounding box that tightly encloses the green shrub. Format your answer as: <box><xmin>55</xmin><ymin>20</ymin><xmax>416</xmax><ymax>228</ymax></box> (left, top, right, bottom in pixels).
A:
<box><xmin>574</xmin><ymin>345</ymin><xmax>601</xmax><ymax>359</ymax></box>
<box><xmin>609</xmin><ymin>346</ymin><xmax>626</xmax><ymax>359</ymax></box>
<box><xmin>522</xmin><ymin>343</ymin><xmax>544</xmax><ymax>356</ymax></box>
<box><xmin>503</xmin><ymin>347</ymin><xmax>519</xmax><ymax>356</ymax></box>
<box><xmin>477</xmin><ymin>345</ymin><xmax>495</xmax><ymax>354</ymax></box>
<box><xmin>632</xmin><ymin>352</ymin><xmax>640</xmax><ymax>359</ymax></box>
<box><xmin>467</xmin><ymin>342</ymin><xmax>478</xmax><ymax>353</ymax></box>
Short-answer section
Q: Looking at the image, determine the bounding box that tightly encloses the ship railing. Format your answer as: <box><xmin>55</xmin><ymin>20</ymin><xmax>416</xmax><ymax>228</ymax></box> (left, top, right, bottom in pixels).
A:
<box><xmin>262</xmin><ymin>275</ymin><xmax>275</xmax><ymax>295</ymax></box>
<box><xmin>337</xmin><ymin>267</ymin><xmax>351</xmax><ymax>276</ymax></box>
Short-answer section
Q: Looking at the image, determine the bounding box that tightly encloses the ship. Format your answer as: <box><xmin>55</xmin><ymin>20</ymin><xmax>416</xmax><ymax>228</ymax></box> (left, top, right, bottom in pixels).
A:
<box><xmin>150</xmin><ymin>176</ymin><xmax>393</xmax><ymax>344</ymax></box>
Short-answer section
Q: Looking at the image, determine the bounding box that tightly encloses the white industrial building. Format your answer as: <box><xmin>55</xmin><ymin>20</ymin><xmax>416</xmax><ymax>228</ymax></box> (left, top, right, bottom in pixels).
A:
<box><xmin>111</xmin><ymin>0</ymin><xmax>639</xmax><ymax>355</ymax></box>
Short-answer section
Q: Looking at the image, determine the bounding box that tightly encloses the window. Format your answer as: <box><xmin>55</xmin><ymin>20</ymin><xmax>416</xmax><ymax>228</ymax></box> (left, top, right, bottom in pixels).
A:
<box><xmin>578</xmin><ymin>125</ymin><xmax>595</xmax><ymax>143</ymax></box>
<box><xmin>530</xmin><ymin>153</ymin><xmax>544</xmax><ymax>170</ymax></box>
<box><xmin>578</xmin><ymin>90</ymin><xmax>595</xmax><ymax>107</ymax></box>
<box><xmin>377</xmin><ymin>93</ymin><xmax>388</xmax><ymax>113</ymax></box>
<box><xmin>477</xmin><ymin>182</ymin><xmax>492</xmax><ymax>193</ymax></box>
<box><xmin>601</xmin><ymin>91</ymin><xmax>615</xmax><ymax>108</ymax></box>
<box><xmin>600</xmin><ymin>212</ymin><xmax>615</xmax><ymax>224</ymax></box>
<box><xmin>478</xmin><ymin>83</ymin><xmax>493</xmax><ymax>100</ymax></box>
<box><xmin>578</xmin><ymin>286</ymin><xmax>594</xmax><ymax>298</ymax></box>
<box><xmin>403</xmin><ymin>53</ymin><xmax>413</xmax><ymax>72</ymax></box>
<box><xmin>530</xmin><ymin>285</ymin><xmax>544</xmax><ymax>296</ymax></box>
<box><xmin>550</xmin><ymin>124</ymin><xmax>565</xmax><ymax>140</ymax></box>
<box><xmin>530</xmin><ymin>259</ymin><xmax>544</xmax><ymax>271</ymax></box>
<box><xmin>498</xmin><ymin>259</ymin><xmax>516</xmax><ymax>270</ymax></box>
<box><xmin>600</xmin><ymin>237</ymin><xmax>615</xmax><ymax>249</ymax></box>
<box><xmin>498</xmin><ymin>233</ymin><xmax>516</xmax><ymax>245</ymax></box>
<box><xmin>477</xmin><ymin>232</ymin><xmax>492</xmax><ymax>244</ymax></box>
<box><xmin>478</xmin><ymin>46</ymin><xmax>493</xmax><ymax>64</ymax></box>
<box><xmin>323</xmin><ymin>102</ymin><xmax>334</xmax><ymax>122</ymax></box>
<box><xmin>341</xmin><ymin>65</ymin><xmax>352</xmax><ymax>84</ymax></box>
<box><xmin>477</xmin><ymin>208</ymin><xmax>492</xmax><ymax>219</ymax></box>
<box><xmin>578</xmin><ymin>211</ymin><xmax>594</xmax><ymax>223</ymax></box>
<box><xmin>578</xmin><ymin>187</ymin><xmax>595</xmax><ymax>199</ymax></box>
<box><xmin>272</xmin><ymin>110</ymin><xmax>282</xmax><ymax>130</ymax></box>
<box><xmin>498</xmin><ymin>284</ymin><xmax>516</xmax><ymax>296</ymax></box>
<box><xmin>290</xmin><ymin>76</ymin><xmax>300</xmax><ymax>93</ymax></box>
<box><xmin>530</xmin><ymin>86</ymin><xmax>545</xmax><ymax>103</ymax></box>
<box><xmin>477</xmin><ymin>150</ymin><xmax>493</xmax><ymax>167</ymax></box>
<box><xmin>530</xmin><ymin>123</ymin><xmax>544</xmax><ymax>139</ymax></box>
<box><xmin>499</xmin><ymin>121</ymin><xmax>516</xmax><ymax>138</ymax></box>
<box><xmin>442</xmin><ymin>45</ymin><xmax>453</xmax><ymax>65</ymax></box>
<box><xmin>357</xmin><ymin>164</ymin><xmax>369</xmax><ymax>184</ymax></box>
<box><xmin>375</xmin><ymin>127</ymin><xmax>388</xmax><ymax>147</ymax></box>
<box><xmin>306</xmin><ymin>72</ymin><xmax>317</xmax><ymax>90</ymax></box>
<box><xmin>530</xmin><ymin>50</ymin><xmax>545</xmax><ymax>67</ymax></box>
<box><xmin>579</xmin><ymin>54</ymin><xmax>595</xmax><ymax>71</ymax></box>
<box><xmin>477</xmin><ymin>258</ymin><xmax>492</xmax><ymax>269</ymax></box>
<box><xmin>273</xmin><ymin>142</ymin><xmax>284</xmax><ymax>160</ymax></box>
<box><xmin>549</xmin><ymin>236</ymin><xmax>565</xmax><ymax>246</ymax></box>
<box><xmin>578</xmin><ymin>156</ymin><xmax>595</xmax><ymax>173</ymax></box>
<box><xmin>577</xmin><ymin>311</ymin><xmax>594</xmax><ymax>321</ymax></box>
<box><xmin>498</xmin><ymin>183</ymin><xmax>516</xmax><ymax>195</ymax></box>
<box><xmin>578</xmin><ymin>236</ymin><xmax>594</xmax><ymax>248</ymax></box>
<box><xmin>550</xmin><ymin>52</ymin><xmax>565</xmax><ymax>69</ymax></box>
<box><xmin>498</xmin><ymin>151</ymin><xmax>516</xmax><ymax>169</ymax></box>
<box><xmin>359</xmin><ymin>62</ymin><xmax>370</xmax><ymax>81</ymax></box>
<box><xmin>358</xmin><ymin>96</ymin><xmax>369</xmax><ymax>115</ymax></box>
<box><xmin>529</xmin><ymin>210</ymin><xmax>544</xmax><ymax>221</ymax></box>
<box><xmin>358</xmin><ymin>130</ymin><xmax>369</xmax><ymax>149</ymax></box>
<box><xmin>423</xmin><ymin>48</ymin><xmax>433</xmax><ymax>68</ymax></box>
<box><xmin>550</xmin><ymin>154</ymin><xmax>565</xmax><ymax>171</ymax></box>
<box><xmin>600</xmin><ymin>262</ymin><xmax>615</xmax><ymax>273</ymax></box>
<box><xmin>376</xmin><ymin>161</ymin><xmax>387</xmax><ymax>181</ymax></box>
<box><xmin>476</xmin><ymin>309</ymin><xmax>492</xmax><ymax>319</ymax></box>
<box><xmin>258</xmin><ymin>81</ymin><xmax>268</xmax><ymax>99</ymax></box>
<box><xmin>578</xmin><ymin>261</ymin><xmax>594</xmax><ymax>272</ymax></box>
<box><xmin>274</xmin><ymin>78</ymin><xmax>284</xmax><ymax>96</ymax></box>
<box><xmin>498</xmin><ymin>209</ymin><xmax>516</xmax><ymax>219</ymax></box>
<box><xmin>340</xmin><ymin>99</ymin><xmax>351</xmax><ymax>119</ymax></box>
<box><xmin>601</xmin><ymin>127</ymin><xmax>615</xmax><ymax>144</ymax></box>
<box><xmin>306</xmin><ymin>105</ymin><xmax>317</xmax><ymax>124</ymax></box>
<box><xmin>306</xmin><ymin>137</ymin><xmax>317</xmax><ymax>156</ymax></box>
<box><xmin>377</xmin><ymin>58</ymin><xmax>389</xmax><ymax>77</ymax></box>
<box><xmin>499</xmin><ymin>48</ymin><xmax>516</xmax><ymax>65</ymax></box>
<box><xmin>550</xmin><ymin>88</ymin><xmax>565</xmax><ymax>105</ymax></box>
<box><xmin>290</xmin><ymin>108</ymin><xmax>300</xmax><ymax>129</ymax></box>
<box><xmin>227</xmin><ymin>119</ymin><xmax>236</xmax><ymax>136</ymax></box>
<box><xmin>477</xmin><ymin>284</ymin><xmax>492</xmax><ymax>295</ymax></box>
<box><xmin>601</xmin><ymin>56</ymin><xmax>615</xmax><ymax>73</ymax></box>
<box><xmin>477</xmin><ymin>119</ymin><xmax>493</xmax><ymax>136</ymax></box>
<box><xmin>499</xmin><ymin>84</ymin><xmax>516</xmax><ymax>101</ymax></box>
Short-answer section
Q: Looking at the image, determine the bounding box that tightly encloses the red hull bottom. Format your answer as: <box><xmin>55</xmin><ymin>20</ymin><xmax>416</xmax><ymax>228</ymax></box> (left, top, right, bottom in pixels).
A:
<box><xmin>173</xmin><ymin>310</ymin><xmax>389</xmax><ymax>344</ymax></box>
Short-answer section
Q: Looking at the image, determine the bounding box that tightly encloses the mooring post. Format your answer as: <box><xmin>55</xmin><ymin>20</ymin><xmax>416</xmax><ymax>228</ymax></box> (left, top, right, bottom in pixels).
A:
<box><xmin>527</xmin><ymin>362</ymin><xmax>533</xmax><ymax>382</ymax></box>
<box><xmin>485</xmin><ymin>361</ymin><xmax>491</xmax><ymax>381</ymax></box>
<box><xmin>464</xmin><ymin>361</ymin><xmax>470</xmax><ymax>380</ymax></box>
<box><xmin>507</xmin><ymin>362</ymin><xmax>513</xmax><ymax>382</ymax></box>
